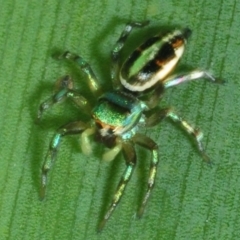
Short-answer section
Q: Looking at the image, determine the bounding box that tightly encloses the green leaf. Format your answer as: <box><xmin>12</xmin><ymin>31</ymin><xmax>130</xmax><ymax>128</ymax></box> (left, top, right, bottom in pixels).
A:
<box><xmin>0</xmin><ymin>0</ymin><xmax>239</xmax><ymax>239</ymax></box>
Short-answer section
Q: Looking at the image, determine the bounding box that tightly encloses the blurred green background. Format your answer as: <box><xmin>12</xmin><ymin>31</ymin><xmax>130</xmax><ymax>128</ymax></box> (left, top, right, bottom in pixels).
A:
<box><xmin>0</xmin><ymin>0</ymin><xmax>239</xmax><ymax>239</ymax></box>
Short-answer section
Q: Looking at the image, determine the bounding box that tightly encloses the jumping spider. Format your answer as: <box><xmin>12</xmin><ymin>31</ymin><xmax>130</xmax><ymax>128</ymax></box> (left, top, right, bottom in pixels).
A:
<box><xmin>37</xmin><ymin>21</ymin><xmax>223</xmax><ymax>231</ymax></box>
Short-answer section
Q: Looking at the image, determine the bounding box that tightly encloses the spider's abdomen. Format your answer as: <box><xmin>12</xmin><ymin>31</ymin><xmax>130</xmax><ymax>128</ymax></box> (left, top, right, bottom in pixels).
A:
<box><xmin>92</xmin><ymin>90</ymin><xmax>147</xmax><ymax>137</ymax></box>
<box><xmin>120</xmin><ymin>28</ymin><xmax>191</xmax><ymax>92</ymax></box>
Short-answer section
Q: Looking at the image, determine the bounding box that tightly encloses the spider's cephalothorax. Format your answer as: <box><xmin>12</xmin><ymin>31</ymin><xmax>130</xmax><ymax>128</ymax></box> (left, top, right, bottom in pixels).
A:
<box><xmin>37</xmin><ymin>21</ymin><xmax>223</xmax><ymax>231</ymax></box>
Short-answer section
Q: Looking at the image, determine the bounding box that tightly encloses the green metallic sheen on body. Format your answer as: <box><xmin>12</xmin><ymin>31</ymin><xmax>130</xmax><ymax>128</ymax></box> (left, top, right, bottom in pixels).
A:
<box><xmin>92</xmin><ymin>90</ymin><xmax>147</xmax><ymax>136</ymax></box>
<box><xmin>92</xmin><ymin>100</ymin><xmax>127</xmax><ymax>128</ymax></box>
<box><xmin>102</xmin><ymin>91</ymin><xmax>137</xmax><ymax>109</ymax></box>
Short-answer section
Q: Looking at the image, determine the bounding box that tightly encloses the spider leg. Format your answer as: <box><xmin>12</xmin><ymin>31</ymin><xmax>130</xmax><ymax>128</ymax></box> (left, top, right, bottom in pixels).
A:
<box><xmin>143</xmin><ymin>83</ymin><xmax>165</xmax><ymax>109</ymax></box>
<box><xmin>98</xmin><ymin>141</ymin><xmax>136</xmax><ymax>232</ymax></box>
<box><xmin>102</xmin><ymin>140</ymin><xmax>122</xmax><ymax>162</ymax></box>
<box><xmin>37</xmin><ymin>75</ymin><xmax>91</xmax><ymax>121</ymax></box>
<box><xmin>40</xmin><ymin>121</ymin><xmax>89</xmax><ymax>200</ymax></box>
<box><xmin>80</xmin><ymin>128</ymin><xmax>96</xmax><ymax>155</ymax></box>
<box><xmin>146</xmin><ymin>108</ymin><xmax>211</xmax><ymax>164</ymax></box>
<box><xmin>163</xmin><ymin>69</ymin><xmax>224</xmax><ymax>89</ymax></box>
<box><xmin>60</xmin><ymin>51</ymin><xmax>102</xmax><ymax>95</ymax></box>
<box><xmin>132</xmin><ymin>134</ymin><xmax>159</xmax><ymax>218</ymax></box>
<box><xmin>111</xmin><ymin>21</ymin><xmax>149</xmax><ymax>87</ymax></box>
<box><xmin>145</xmin><ymin>108</ymin><xmax>169</xmax><ymax>127</ymax></box>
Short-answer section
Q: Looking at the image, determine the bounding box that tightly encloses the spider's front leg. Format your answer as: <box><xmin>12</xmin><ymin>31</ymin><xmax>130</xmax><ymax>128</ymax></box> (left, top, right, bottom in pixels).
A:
<box><xmin>40</xmin><ymin>121</ymin><xmax>91</xmax><ymax>199</ymax></box>
<box><xmin>132</xmin><ymin>134</ymin><xmax>159</xmax><ymax>217</ymax></box>
<box><xmin>111</xmin><ymin>20</ymin><xmax>149</xmax><ymax>87</ymax></box>
<box><xmin>36</xmin><ymin>75</ymin><xmax>91</xmax><ymax>121</ymax></box>
<box><xmin>98</xmin><ymin>141</ymin><xmax>136</xmax><ymax>232</ymax></box>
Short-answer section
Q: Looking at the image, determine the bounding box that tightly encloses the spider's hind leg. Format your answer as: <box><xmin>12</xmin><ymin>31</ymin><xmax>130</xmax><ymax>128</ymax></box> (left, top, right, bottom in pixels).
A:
<box><xmin>111</xmin><ymin>21</ymin><xmax>149</xmax><ymax>87</ymax></box>
<box><xmin>163</xmin><ymin>69</ymin><xmax>224</xmax><ymax>89</ymax></box>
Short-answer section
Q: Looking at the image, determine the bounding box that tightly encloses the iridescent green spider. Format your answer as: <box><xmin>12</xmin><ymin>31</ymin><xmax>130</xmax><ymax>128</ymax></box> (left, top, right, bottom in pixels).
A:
<box><xmin>37</xmin><ymin>21</ymin><xmax>223</xmax><ymax>231</ymax></box>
